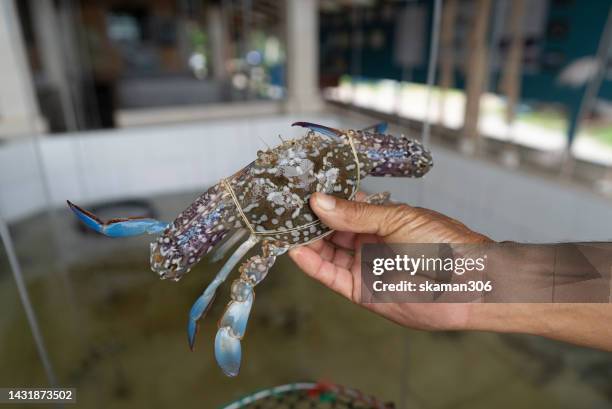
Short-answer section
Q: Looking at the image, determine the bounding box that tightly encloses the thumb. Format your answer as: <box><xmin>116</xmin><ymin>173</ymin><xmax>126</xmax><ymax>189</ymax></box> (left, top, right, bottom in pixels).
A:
<box><xmin>310</xmin><ymin>192</ymin><xmax>409</xmax><ymax>236</ymax></box>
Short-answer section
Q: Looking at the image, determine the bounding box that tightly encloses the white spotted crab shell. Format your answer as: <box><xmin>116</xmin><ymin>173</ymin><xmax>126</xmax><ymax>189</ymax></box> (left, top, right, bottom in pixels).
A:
<box><xmin>227</xmin><ymin>133</ymin><xmax>360</xmax><ymax>246</ymax></box>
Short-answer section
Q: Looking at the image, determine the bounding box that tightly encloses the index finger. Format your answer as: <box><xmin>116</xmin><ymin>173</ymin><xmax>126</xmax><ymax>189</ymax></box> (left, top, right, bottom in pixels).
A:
<box><xmin>288</xmin><ymin>246</ymin><xmax>355</xmax><ymax>300</ymax></box>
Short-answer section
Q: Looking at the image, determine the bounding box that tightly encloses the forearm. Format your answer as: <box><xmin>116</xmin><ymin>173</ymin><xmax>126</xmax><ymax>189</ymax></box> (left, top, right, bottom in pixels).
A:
<box><xmin>467</xmin><ymin>303</ymin><xmax>612</xmax><ymax>352</ymax></box>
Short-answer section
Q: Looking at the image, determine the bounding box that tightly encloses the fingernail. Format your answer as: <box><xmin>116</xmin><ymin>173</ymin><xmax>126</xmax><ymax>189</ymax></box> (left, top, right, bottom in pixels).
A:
<box><xmin>315</xmin><ymin>193</ymin><xmax>336</xmax><ymax>211</ymax></box>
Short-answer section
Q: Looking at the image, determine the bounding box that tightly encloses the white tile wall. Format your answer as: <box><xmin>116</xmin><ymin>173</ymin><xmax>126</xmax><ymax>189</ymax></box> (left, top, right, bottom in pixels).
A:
<box><xmin>1</xmin><ymin>114</ymin><xmax>612</xmax><ymax>243</ymax></box>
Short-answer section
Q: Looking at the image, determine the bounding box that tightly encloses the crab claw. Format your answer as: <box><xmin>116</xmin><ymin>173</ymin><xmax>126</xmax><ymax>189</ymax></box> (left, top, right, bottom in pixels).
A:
<box><xmin>291</xmin><ymin>122</ymin><xmax>343</xmax><ymax>140</ymax></box>
<box><xmin>67</xmin><ymin>200</ymin><xmax>167</xmax><ymax>237</ymax></box>
<box><xmin>215</xmin><ymin>327</ymin><xmax>241</xmax><ymax>377</ymax></box>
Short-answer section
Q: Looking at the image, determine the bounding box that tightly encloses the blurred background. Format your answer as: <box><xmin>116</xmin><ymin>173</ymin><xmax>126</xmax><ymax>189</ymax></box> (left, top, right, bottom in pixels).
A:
<box><xmin>1</xmin><ymin>0</ymin><xmax>612</xmax><ymax>407</ymax></box>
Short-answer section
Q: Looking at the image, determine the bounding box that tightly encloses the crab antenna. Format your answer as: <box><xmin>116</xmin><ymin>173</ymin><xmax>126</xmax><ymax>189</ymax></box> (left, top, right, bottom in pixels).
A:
<box><xmin>278</xmin><ymin>134</ymin><xmax>285</xmax><ymax>143</ymax></box>
<box><xmin>257</xmin><ymin>135</ymin><xmax>271</xmax><ymax>150</ymax></box>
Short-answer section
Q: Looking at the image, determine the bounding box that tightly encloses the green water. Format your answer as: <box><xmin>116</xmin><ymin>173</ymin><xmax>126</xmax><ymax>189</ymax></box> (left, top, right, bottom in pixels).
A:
<box><xmin>1</xmin><ymin>193</ymin><xmax>611</xmax><ymax>409</ymax></box>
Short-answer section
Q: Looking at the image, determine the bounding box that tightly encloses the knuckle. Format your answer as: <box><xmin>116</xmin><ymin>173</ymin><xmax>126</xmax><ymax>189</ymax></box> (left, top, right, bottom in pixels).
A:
<box><xmin>395</xmin><ymin>204</ymin><xmax>414</xmax><ymax>215</ymax></box>
<box><xmin>344</xmin><ymin>200</ymin><xmax>371</xmax><ymax>221</ymax></box>
<box><xmin>380</xmin><ymin>204</ymin><xmax>417</xmax><ymax>235</ymax></box>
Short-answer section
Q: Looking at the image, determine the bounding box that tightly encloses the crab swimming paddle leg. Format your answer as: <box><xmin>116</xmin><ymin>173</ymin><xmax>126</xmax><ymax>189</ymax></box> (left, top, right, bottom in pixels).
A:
<box><xmin>67</xmin><ymin>201</ymin><xmax>168</xmax><ymax>237</ymax></box>
<box><xmin>215</xmin><ymin>240</ymin><xmax>289</xmax><ymax>377</ymax></box>
<box><xmin>187</xmin><ymin>234</ymin><xmax>260</xmax><ymax>351</ymax></box>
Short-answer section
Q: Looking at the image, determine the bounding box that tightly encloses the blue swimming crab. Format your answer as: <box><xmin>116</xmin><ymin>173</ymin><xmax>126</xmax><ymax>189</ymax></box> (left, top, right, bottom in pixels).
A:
<box><xmin>67</xmin><ymin>122</ymin><xmax>432</xmax><ymax>376</ymax></box>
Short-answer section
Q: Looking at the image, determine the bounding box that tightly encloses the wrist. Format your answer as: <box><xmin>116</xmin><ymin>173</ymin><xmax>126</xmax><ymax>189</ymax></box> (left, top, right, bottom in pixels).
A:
<box><xmin>463</xmin><ymin>304</ymin><xmax>544</xmax><ymax>335</ymax></box>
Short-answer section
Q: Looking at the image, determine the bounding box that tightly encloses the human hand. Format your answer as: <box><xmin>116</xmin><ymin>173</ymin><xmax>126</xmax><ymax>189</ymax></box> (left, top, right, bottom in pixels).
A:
<box><xmin>290</xmin><ymin>192</ymin><xmax>612</xmax><ymax>351</ymax></box>
<box><xmin>289</xmin><ymin>192</ymin><xmax>492</xmax><ymax>331</ymax></box>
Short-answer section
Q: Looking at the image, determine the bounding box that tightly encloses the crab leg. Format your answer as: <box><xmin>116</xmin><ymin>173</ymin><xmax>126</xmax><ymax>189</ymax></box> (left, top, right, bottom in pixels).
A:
<box><xmin>365</xmin><ymin>191</ymin><xmax>391</xmax><ymax>205</ymax></box>
<box><xmin>291</xmin><ymin>121</ymin><xmax>343</xmax><ymax>140</ymax></box>
<box><xmin>292</xmin><ymin>121</ymin><xmax>388</xmax><ymax>138</ymax></box>
<box><xmin>187</xmin><ymin>234</ymin><xmax>260</xmax><ymax>350</ymax></box>
<box><xmin>213</xmin><ymin>194</ymin><xmax>388</xmax><ymax>376</ymax></box>
<box><xmin>67</xmin><ymin>200</ymin><xmax>168</xmax><ymax>237</ymax></box>
<box><xmin>214</xmin><ymin>240</ymin><xmax>289</xmax><ymax>377</ymax></box>
<box><xmin>210</xmin><ymin>228</ymin><xmax>249</xmax><ymax>263</ymax></box>
<box><xmin>361</xmin><ymin>121</ymin><xmax>388</xmax><ymax>134</ymax></box>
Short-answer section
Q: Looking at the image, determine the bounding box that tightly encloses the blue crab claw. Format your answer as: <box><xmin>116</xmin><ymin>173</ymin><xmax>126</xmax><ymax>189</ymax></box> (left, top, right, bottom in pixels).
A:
<box><xmin>187</xmin><ymin>290</ymin><xmax>217</xmax><ymax>351</ymax></box>
<box><xmin>215</xmin><ymin>327</ymin><xmax>241</xmax><ymax>377</ymax></box>
<box><xmin>361</xmin><ymin>121</ymin><xmax>388</xmax><ymax>134</ymax></box>
<box><xmin>67</xmin><ymin>201</ymin><xmax>167</xmax><ymax>237</ymax></box>
<box><xmin>291</xmin><ymin>121</ymin><xmax>343</xmax><ymax>140</ymax></box>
